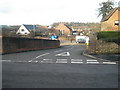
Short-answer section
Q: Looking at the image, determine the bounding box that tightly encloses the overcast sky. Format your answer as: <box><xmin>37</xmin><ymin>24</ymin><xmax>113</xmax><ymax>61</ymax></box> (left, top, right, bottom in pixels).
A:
<box><xmin>0</xmin><ymin>0</ymin><xmax>119</xmax><ymax>25</ymax></box>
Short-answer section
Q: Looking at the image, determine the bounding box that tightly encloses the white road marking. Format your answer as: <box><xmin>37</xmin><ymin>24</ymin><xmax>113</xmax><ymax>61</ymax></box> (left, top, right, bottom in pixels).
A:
<box><xmin>56</xmin><ymin>62</ymin><xmax>67</xmax><ymax>63</ymax></box>
<box><xmin>87</xmin><ymin>62</ymin><xmax>99</xmax><ymax>64</ymax></box>
<box><xmin>71</xmin><ymin>59</ymin><xmax>83</xmax><ymax>63</ymax></box>
<box><xmin>103</xmin><ymin>62</ymin><xmax>116</xmax><ymax>64</ymax></box>
<box><xmin>43</xmin><ymin>59</ymin><xmax>52</xmax><ymax>60</ymax></box>
<box><xmin>57</xmin><ymin>59</ymin><xmax>67</xmax><ymax>60</ymax></box>
<box><xmin>71</xmin><ymin>62</ymin><xmax>83</xmax><ymax>64</ymax></box>
<box><xmin>56</xmin><ymin>59</ymin><xmax>67</xmax><ymax>63</ymax></box>
<box><xmin>28</xmin><ymin>53</ymin><xmax>50</xmax><ymax>62</ymax></box>
<box><xmin>54</xmin><ymin>50</ymin><xmax>63</xmax><ymax>53</ymax></box>
<box><xmin>71</xmin><ymin>59</ymin><xmax>83</xmax><ymax>61</ymax></box>
<box><xmin>35</xmin><ymin>61</ymin><xmax>38</xmax><ymax>63</ymax></box>
<box><xmin>87</xmin><ymin>60</ymin><xmax>98</xmax><ymax>61</ymax></box>
<box><xmin>0</xmin><ymin>60</ymin><xmax>11</xmax><ymax>62</ymax></box>
<box><xmin>41</xmin><ymin>59</ymin><xmax>53</xmax><ymax>63</ymax></box>
<box><xmin>55</xmin><ymin>52</ymin><xmax>70</xmax><ymax>56</ymax></box>
<box><xmin>15</xmin><ymin>61</ymin><xmax>27</xmax><ymax>63</ymax></box>
<box><xmin>28</xmin><ymin>61</ymin><xmax>32</xmax><ymax>62</ymax></box>
<box><xmin>86</xmin><ymin>60</ymin><xmax>98</xmax><ymax>64</ymax></box>
<box><xmin>35</xmin><ymin>53</ymin><xmax>50</xmax><ymax>59</ymax></box>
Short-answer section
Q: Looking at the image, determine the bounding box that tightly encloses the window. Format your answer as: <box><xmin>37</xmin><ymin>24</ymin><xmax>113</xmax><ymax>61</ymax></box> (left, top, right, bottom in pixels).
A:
<box><xmin>114</xmin><ymin>20</ymin><xmax>119</xmax><ymax>26</ymax></box>
<box><xmin>25</xmin><ymin>33</ymin><xmax>27</xmax><ymax>34</ymax></box>
<box><xmin>60</xmin><ymin>30</ymin><xmax>64</xmax><ymax>34</ymax></box>
<box><xmin>59</xmin><ymin>30</ymin><xmax>64</xmax><ymax>35</ymax></box>
<box><xmin>21</xmin><ymin>29</ymin><xmax>24</xmax><ymax>31</ymax></box>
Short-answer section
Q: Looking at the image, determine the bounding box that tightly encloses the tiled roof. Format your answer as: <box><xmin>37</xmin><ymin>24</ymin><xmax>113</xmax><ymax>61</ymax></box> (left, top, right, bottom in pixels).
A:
<box><xmin>101</xmin><ymin>7</ymin><xmax>119</xmax><ymax>22</ymax></box>
<box><xmin>23</xmin><ymin>24</ymin><xmax>37</xmax><ymax>30</ymax></box>
<box><xmin>64</xmin><ymin>24</ymin><xmax>72</xmax><ymax>31</ymax></box>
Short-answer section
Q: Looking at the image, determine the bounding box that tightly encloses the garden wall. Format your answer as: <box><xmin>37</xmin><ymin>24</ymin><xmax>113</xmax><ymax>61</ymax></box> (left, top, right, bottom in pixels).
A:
<box><xmin>1</xmin><ymin>37</ymin><xmax>60</xmax><ymax>54</ymax></box>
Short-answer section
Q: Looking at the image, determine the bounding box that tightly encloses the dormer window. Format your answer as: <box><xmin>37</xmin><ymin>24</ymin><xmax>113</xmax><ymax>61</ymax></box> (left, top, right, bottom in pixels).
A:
<box><xmin>114</xmin><ymin>20</ymin><xmax>119</xmax><ymax>26</ymax></box>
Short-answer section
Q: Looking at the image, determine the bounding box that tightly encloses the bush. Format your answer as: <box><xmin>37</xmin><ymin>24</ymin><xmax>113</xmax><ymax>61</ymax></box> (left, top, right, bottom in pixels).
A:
<box><xmin>97</xmin><ymin>31</ymin><xmax>120</xmax><ymax>45</ymax></box>
<box><xmin>87</xmin><ymin>40</ymin><xmax>120</xmax><ymax>54</ymax></box>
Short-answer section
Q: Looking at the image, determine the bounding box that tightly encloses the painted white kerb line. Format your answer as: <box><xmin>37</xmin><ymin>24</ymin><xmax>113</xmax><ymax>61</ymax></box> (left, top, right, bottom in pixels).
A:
<box><xmin>28</xmin><ymin>53</ymin><xmax>50</xmax><ymax>62</ymax></box>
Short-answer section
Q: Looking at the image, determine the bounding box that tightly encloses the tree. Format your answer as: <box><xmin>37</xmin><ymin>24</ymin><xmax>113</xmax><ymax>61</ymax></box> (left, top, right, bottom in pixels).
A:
<box><xmin>97</xmin><ymin>0</ymin><xmax>114</xmax><ymax>19</ymax></box>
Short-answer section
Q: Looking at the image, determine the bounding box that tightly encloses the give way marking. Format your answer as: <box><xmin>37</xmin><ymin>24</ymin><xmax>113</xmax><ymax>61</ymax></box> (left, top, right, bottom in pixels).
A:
<box><xmin>55</xmin><ymin>52</ymin><xmax>70</xmax><ymax>56</ymax></box>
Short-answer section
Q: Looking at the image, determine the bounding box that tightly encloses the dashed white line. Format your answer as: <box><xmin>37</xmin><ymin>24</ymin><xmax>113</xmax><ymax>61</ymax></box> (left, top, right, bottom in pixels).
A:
<box><xmin>43</xmin><ymin>59</ymin><xmax>52</xmax><ymax>60</ymax></box>
<box><xmin>56</xmin><ymin>62</ymin><xmax>67</xmax><ymax>63</ymax></box>
<box><xmin>87</xmin><ymin>60</ymin><xmax>98</xmax><ymax>62</ymax></box>
<box><xmin>71</xmin><ymin>62</ymin><xmax>83</xmax><ymax>64</ymax></box>
<box><xmin>14</xmin><ymin>61</ymin><xmax>27</xmax><ymax>63</ymax></box>
<box><xmin>0</xmin><ymin>60</ymin><xmax>11</xmax><ymax>62</ymax></box>
<box><xmin>56</xmin><ymin>59</ymin><xmax>67</xmax><ymax>63</ymax></box>
<box><xmin>87</xmin><ymin>62</ymin><xmax>99</xmax><ymax>64</ymax></box>
<box><xmin>1</xmin><ymin>58</ymin><xmax>117</xmax><ymax>65</ymax></box>
<box><xmin>28</xmin><ymin>61</ymin><xmax>32</xmax><ymax>62</ymax></box>
<box><xmin>71</xmin><ymin>59</ymin><xmax>83</xmax><ymax>61</ymax></box>
<box><xmin>57</xmin><ymin>59</ymin><xmax>67</xmax><ymax>60</ymax></box>
<box><xmin>103</xmin><ymin>62</ymin><xmax>116</xmax><ymax>64</ymax></box>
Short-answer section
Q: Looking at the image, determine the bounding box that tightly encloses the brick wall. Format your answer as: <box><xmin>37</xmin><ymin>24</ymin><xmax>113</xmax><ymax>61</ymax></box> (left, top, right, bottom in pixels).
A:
<box><xmin>1</xmin><ymin>37</ymin><xmax>60</xmax><ymax>54</ymax></box>
<box><xmin>101</xmin><ymin>9</ymin><xmax>119</xmax><ymax>31</ymax></box>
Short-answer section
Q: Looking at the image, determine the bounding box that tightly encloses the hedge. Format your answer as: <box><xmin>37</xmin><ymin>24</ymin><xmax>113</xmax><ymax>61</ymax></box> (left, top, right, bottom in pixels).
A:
<box><xmin>97</xmin><ymin>31</ymin><xmax>120</xmax><ymax>45</ymax></box>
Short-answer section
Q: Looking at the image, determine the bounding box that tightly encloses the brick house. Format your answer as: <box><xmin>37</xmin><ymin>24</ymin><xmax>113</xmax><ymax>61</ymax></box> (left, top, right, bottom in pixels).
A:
<box><xmin>54</xmin><ymin>23</ymin><xmax>72</xmax><ymax>35</ymax></box>
<box><xmin>101</xmin><ymin>7</ymin><xmax>120</xmax><ymax>31</ymax></box>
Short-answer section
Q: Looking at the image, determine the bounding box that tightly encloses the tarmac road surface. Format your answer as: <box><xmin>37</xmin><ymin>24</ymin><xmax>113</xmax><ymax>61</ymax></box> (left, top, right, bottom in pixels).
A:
<box><xmin>2</xmin><ymin>45</ymin><xmax>118</xmax><ymax>88</ymax></box>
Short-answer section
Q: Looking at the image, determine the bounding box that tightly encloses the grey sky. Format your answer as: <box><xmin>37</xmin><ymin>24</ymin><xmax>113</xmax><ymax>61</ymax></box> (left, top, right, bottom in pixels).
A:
<box><xmin>0</xmin><ymin>0</ymin><xmax>119</xmax><ymax>25</ymax></box>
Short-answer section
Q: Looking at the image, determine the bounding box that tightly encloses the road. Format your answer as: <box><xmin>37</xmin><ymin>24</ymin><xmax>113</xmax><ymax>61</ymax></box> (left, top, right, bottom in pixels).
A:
<box><xmin>2</xmin><ymin>44</ymin><xmax>118</xmax><ymax>88</ymax></box>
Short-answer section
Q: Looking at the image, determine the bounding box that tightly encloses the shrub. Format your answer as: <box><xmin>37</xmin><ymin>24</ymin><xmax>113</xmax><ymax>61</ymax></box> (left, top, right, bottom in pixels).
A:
<box><xmin>97</xmin><ymin>31</ymin><xmax>120</xmax><ymax>45</ymax></box>
<box><xmin>87</xmin><ymin>40</ymin><xmax>120</xmax><ymax>54</ymax></box>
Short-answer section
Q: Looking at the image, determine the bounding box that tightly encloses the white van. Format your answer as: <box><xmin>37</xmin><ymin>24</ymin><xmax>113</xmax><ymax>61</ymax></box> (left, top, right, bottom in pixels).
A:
<box><xmin>75</xmin><ymin>35</ymin><xmax>86</xmax><ymax>43</ymax></box>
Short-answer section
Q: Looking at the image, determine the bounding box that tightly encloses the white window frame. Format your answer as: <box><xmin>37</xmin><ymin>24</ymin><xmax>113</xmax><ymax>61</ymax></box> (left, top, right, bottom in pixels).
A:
<box><xmin>114</xmin><ymin>20</ymin><xmax>119</xmax><ymax>26</ymax></box>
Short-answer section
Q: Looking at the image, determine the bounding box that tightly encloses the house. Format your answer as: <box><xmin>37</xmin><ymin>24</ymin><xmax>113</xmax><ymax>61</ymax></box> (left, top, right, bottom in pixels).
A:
<box><xmin>101</xmin><ymin>7</ymin><xmax>120</xmax><ymax>31</ymax></box>
<box><xmin>54</xmin><ymin>23</ymin><xmax>72</xmax><ymax>35</ymax></box>
<box><xmin>16</xmin><ymin>24</ymin><xmax>37</xmax><ymax>35</ymax></box>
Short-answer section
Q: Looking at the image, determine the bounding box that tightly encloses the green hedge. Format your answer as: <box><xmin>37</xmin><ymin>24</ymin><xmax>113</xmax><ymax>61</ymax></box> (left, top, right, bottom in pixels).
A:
<box><xmin>97</xmin><ymin>31</ymin><xmax>120</xmax><ymax>45</ymax></box>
